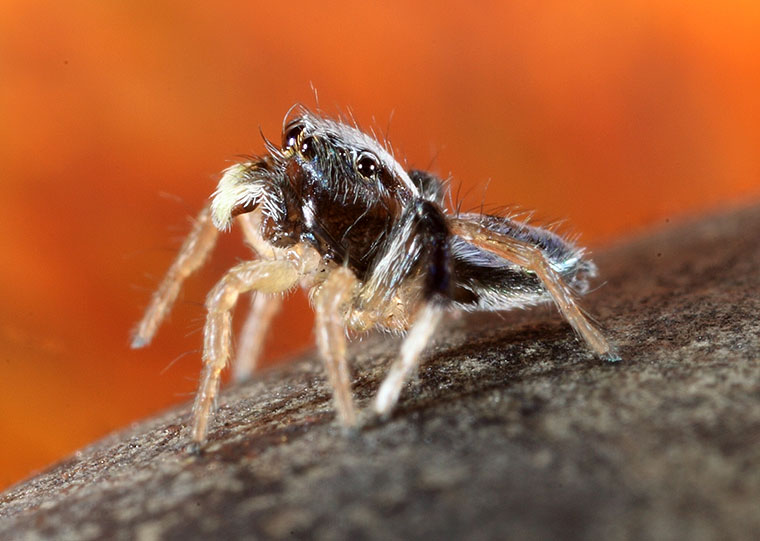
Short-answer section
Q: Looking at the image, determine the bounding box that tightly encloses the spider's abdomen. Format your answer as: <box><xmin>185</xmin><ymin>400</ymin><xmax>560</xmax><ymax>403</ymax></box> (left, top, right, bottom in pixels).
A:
<box><xmin>450</xmin><ymin>214</ymin><xmax>596</xmax><ymax>312</ymax></box>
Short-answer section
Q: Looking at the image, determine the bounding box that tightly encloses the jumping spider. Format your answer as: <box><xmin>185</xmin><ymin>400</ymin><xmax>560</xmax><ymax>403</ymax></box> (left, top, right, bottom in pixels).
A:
<box><xmin>132</xmin><ymin>106</ymin><xmax>616</xmax><ymax>445</ymax></box>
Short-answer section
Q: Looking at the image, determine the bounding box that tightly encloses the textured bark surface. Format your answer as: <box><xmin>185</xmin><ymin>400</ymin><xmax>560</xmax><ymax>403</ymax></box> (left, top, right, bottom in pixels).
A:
<box><xmin>2</xmin><ymin>205</ymin><xmax>760</xmax><ymax>540</ymax></box>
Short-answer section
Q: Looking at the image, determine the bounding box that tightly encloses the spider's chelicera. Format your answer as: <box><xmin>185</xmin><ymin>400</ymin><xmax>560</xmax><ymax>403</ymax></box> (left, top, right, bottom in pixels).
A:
<box><xmin>132</xmin><ymin>106</ymin><xmax>616</xmax><ymax>445</ymax></box>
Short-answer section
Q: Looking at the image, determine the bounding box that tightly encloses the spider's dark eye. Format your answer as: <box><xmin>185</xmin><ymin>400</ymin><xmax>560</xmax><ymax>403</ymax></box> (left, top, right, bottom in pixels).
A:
<box><xmin>282</xmin><ymin>123</ymin><xmax>304</xmax><ymax>151</ymax></box>
<box><xmin>356</xmin><ymin>153</ymin><xmax>379</xmax><ymax>179</ymax></box>
<box><xmin>300</xmin><ymin>136</ymin><xmax>317</xmax><ymax>160</ymax></box>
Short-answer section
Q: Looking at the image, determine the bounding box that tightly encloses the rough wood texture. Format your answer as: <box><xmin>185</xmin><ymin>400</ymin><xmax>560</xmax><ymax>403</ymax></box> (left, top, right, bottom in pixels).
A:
<box><xmin>3</xmin><ymin>205</ymin><xmax>760</xmax><ymax>540</ymax></box>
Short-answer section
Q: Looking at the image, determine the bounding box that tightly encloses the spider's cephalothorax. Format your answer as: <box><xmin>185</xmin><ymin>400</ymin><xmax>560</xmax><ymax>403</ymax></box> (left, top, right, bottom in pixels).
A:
<box><xmin>213</xmin><ymin>110</ymin><xmax>421</xmax><ymax>280</ymax></box>
<box><xmin>133</xmin><ymin>106</ymin><xmax>616</xmax><ymax>445</ymax></box>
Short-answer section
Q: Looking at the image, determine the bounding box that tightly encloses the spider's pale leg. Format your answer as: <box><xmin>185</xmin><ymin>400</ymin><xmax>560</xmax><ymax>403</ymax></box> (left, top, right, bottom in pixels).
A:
<box><xmin>451</xmin><ymin>219</ymin><xmax>616</xmax><ymax>360</ymax></box>
<box><xmin>374</xmin><ymin>303</ymin><xmax>443</xmax><ymax>418</ymax></box>
<box><xmin>232</xmin><ymin>212</ymin><xmax>285</xmax><ymax>382</ymax></box>
<box><xmin>313</xmin><ymin>267</ymin><xmax>360</xmax><ymax>427</ymax></box>
<box><xmin>132</xmin><ymin>205</ymin><xmax>219</xmax><ymax>348</ymax></box>
<box><xmin>238</xmin><ymin>209</ymin><xmax>279</xmax><ymax>260</ymax></box>
<box><xmin>192</xmin><ymin>259</ymin><xmax>302</xmax><ymax>444</ymax></box>
<box><xmin>361</xmin><ymin>199</ymin><xmax>451</xmax><ymax>418</ymax></box>
<box><xmin>233</xmin><ymin>293</ymin><xmax>283</xmax><ymax>382</ymax></box>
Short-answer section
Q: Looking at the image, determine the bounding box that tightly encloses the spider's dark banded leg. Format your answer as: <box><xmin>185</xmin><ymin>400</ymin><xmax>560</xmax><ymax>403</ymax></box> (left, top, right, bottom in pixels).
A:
<box><xmin>131</xmin><ymin>205</ymin><xmax>219</xmax><ymax>348</ymax></box>
<box><xmin>313</xmin><ymin>267</ymin><xmax>361</xmax><ymax>427</ymax></box>
<box><xmin>192</xmin><ymin>250</ymin><xmax>318</xmax><ymax>444</ymax></box>
<box><xmin>450</xmin><ymin>218</ymin><xmax>618</xmax><ymax>361</ymax></box>
<box><xmin>372</xmin><ymin>201</ymin><xmax>452</xmax><ymax>418</ymax></box>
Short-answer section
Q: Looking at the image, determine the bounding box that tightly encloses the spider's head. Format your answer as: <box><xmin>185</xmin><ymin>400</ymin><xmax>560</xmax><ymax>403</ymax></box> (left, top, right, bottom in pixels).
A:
<box><xmin>278</xmin><ymin>107</ymin><xmax>420</xmax><ymax>203</ymax></box>
<box><xmin>210</xmin><ymin>107</ymin><xmax>427</xmax><ymax>232</ymax></box>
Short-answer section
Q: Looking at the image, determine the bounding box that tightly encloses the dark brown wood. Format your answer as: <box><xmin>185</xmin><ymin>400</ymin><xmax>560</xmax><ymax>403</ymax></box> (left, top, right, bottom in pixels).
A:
<box><xmin>3</xmin><ymin>204</ymin><xmax>760</xmax><ymax>540</ymax></box>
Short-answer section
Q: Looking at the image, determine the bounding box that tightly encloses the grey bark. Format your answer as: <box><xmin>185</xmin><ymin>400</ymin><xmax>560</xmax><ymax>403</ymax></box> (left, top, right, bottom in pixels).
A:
<box><xmin>2</xmin><ymin>205</ymin><xmax>760</xmax><ymax>540</ymax></box>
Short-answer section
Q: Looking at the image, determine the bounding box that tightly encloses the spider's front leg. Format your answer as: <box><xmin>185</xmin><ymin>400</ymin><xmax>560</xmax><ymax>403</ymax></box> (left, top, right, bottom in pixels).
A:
<box><xmin>358</xmin><ymin>200</ymin><xmax>453</xmax><ymax>419</ymax></box>
<box><xmin>233</xmin><ymin>293</ymin><xmax>283</xmax><ymax>382</ymax></box>
<box><xmin>312</xmin><ymin>267</ymin><xmax>360</xmax><ymax>427</ymax></box>
<box><xmin>232</xmin><ymin>212</ymin><xmax>286</xmax><ymax>382</ymax></box>
<box><xmin>375</xmin><ymin>302</ymin><xmax>443</xmax><ymax>417</ymax></box>
<box><xmin>450</xmin><ymin>218</ymin><xmax>617</xmax><ymax>360</ymax></box>
<box><xmin>131</xmin><ymin>205</ymin><xmax>219</xmax><ymax>348</ymax></box>
<box><xmin>192</xmin><ymin>247</ymin><xmax>319</xmax><ymax>444</ymax></box>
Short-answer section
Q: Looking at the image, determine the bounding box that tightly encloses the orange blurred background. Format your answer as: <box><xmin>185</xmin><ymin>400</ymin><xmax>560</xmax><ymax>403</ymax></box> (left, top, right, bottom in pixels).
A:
<box><xmin>1</xmin><ymin>2</ymin><xmax>759</xmax><ymax>490</ymax></box>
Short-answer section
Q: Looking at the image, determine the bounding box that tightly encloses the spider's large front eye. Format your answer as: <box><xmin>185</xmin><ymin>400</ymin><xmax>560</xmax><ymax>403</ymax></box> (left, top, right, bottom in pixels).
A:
<box><xmin>356</xmin><ymin>152</ymin><xmax>379</xmax><ymax>179</ymax></box>
<box><xmin>299</xmin><ymin>136</ymin><xmax>318</xmax><ymax>160</ymax></box>
<box><xmin>282</xmin><ymin>123</ymin><xmax>304</xmax><ymax>151</ymax></box>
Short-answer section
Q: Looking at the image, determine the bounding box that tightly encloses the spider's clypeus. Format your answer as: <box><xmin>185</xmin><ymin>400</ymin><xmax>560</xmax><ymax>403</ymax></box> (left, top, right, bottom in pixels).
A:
<box><xmin>132</xmin><ymin>105</ymin><xmax>617</xmax><ymax>446</ymax></box>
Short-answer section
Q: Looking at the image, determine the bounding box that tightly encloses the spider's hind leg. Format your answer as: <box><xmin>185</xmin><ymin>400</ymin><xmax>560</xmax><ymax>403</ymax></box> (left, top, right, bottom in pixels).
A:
<box><xmin>450</xmin><ymin>218</ymin><xmax>617</xmax><ymax>361</ymax></box>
